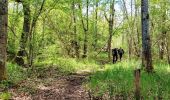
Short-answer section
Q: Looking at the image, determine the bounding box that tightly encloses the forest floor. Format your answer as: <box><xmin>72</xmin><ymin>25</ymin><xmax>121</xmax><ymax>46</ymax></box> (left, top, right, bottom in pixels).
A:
<box><xmin>8</xmin><ymin>67</ymin><xmax>92</xmax><ymax>100</ymax></box>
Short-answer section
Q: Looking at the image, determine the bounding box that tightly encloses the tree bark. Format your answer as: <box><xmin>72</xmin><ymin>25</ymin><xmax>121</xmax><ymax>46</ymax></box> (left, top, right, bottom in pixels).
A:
<box><xmin>72</xmin><ymin>0</ymin><xmax>79</xmax><ymax>58</ymax></box>
<box><xmin>94</xmin><ymin>0</ymin><xmax>98</xmax><ymax>50</ymax></box>
<box><xmin>15</xmin><ymin>1</ymin><xmax>31</xmax><ymax>66</ymax></box>
<box><xmin>78</xmin><ymin>0</ymin><xmax>89</xmax><ymax>58</ymax></box>
<box><xmin>122</xmin><ymin>0</ymin><xmax>134</xmax><ymax>59</ymax></box>
<box><xmin>0</xmin><ymin>0</ymin><xmax>8</xmax><ymax>81</ymax></box>
<box><xmin>108</xmin><ymin>20</ymin><xmax>114</xmax><ymax>61</ymax></box>
<box><xmin>166</xmin><ymin>33</ymin><xmax>170</xmax><ymax>64</ymax></box>
<box><xmin>82</xmin><ymin>0</ymin><xmax>89</xmax><ymax>58</ymax></box>
<box><xmin>28</xmin><ymin>0</ymin><xmax>46</xmax><ymax>67</ymax></box>
<box><xmin>159</xmin><ymin>2</ymin><xmax>167</xmax><ymax>60</ymax></box>
<box><xmin>105</xmin><ymin>0</ymin><xmax>115</xmax><ymax>61</ymax></box>
<box><xmin>141</xmin><ymin>0</ymin><xmax>153</xmax><ymax>72</ymax></box>
<box><xmin>135</xmin><ymin>0</ymin><xmax>140</xmax><ymax>58</ymax></box>
<box><xmin>134</xmin><ymin>69</ymin><xmax>141</xmax><ymax>100</ymax></box>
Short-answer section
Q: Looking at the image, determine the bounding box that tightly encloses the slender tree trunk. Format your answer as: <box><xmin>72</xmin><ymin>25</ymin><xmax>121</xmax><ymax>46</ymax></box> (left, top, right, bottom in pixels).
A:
<box><xmin>108</xmin><ymin>20</ymin><xmax>113</xmax><ymax>61</ymax></box>
<box><xmin>78</xmin><ymin>0</ymin><xmax>89</xmax><ymax>58</ymax></box>
<box><xmin>0</xmin><ymin>0</ymin><xmax>8</xmax><ymax>81</ymax></box>
<box><xmin>128</xmin><ymin>39</ymin><xmax>132</xmax><ymax>59</ymax></box>
<box><xmin>82</xmin><ymin>0</ymin><xmax>89</xmax><ymax>58</ymax></box>
<box><xmin>159</xmin><ymin>33</ymin><xmax>166</xmax><ymax>60</ymax></box>
<box><xmin>94</xmin><ymin>0</ymin><xmax>98</xmax><ymax>50</ymax></box>
<box><xmin>15</xmin><ymin>1</ymin><xmax>31</xmax><ymax>66</ymax></box>
<box><xmin>28</xmin><ymin>0</ymin><xmax>46</xmax><ymax>67</ymax></box>
<box><xmin>122</xmin><ymin>0</ymin><xmax>134</xmax><ymax>59</ymax></box>
<box><xmin>72</xmin><ymin>0</ymin><xmax>79</xmax><ymax>58</ymax></box>
<box><xmin>166</xmin><ymin>33</ymin><xmax>170</xmax><ymax>64</ymax></box>
<box><xmin>105</xmin><ymin>0</ymin><xmax>115</xmax><ymax>61</ymax></box>
<box><xmin>135</xmin><ymin>0</ymin><xmax>140</xmax><ymax>58</ymax></box>
<box><xmin>159</xmin><ymin>2</ymin><xmax>167</xmax><ymax>60</ymax></box>
<box><xmin>42</xmin><ymin>17</ymin><xmax>45</xmax><ymax>48</ymax></box>
<box><xmin>141</xmin><ymin>0</ymin><xmax>153</xmax><ymax>72</ymax></box>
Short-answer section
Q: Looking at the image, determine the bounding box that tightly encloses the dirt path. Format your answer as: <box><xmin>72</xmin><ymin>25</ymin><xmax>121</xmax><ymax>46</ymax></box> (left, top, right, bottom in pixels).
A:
<box><xmin>9</xmin><ymin>68</ymin><xmax>91</xmax><ymax>100</ymax></box>
<box><xmin>32</xmin><ymin>73</ymin><xmax>90</xmax><ymax>100</ymax></box>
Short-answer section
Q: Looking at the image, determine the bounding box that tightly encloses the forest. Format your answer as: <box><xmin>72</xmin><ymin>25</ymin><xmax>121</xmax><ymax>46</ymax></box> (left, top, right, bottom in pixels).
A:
<box><xmin>0</xmin><ymin>0</ymin><xmax>170</xmax><ymax>100</ymax></box>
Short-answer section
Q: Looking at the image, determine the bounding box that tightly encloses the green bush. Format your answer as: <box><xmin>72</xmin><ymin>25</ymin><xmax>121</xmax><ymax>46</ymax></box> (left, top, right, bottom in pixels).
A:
<box><xmin>0</xmin><ymin>62</ymin><xmax>26</xmax><ymax>89</ymax></box>
<box><xmin>7</xmin><ymin>62</ymin><xmax>26</xmax><ymax>83</ymax></box>
<box><xmin>0</xmin><ymin>92</ymin><xmax>11</xmax><ymax>100</ymax></box>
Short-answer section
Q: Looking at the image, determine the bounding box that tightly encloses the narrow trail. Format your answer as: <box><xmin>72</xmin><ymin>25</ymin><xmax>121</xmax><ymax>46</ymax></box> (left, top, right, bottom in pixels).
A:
<box><xmin>33</xmin><ymin>73</ymin><xmax>90</xmax><ymax>100</ymax></box>
<box><xmin>9</xmin><ymin>69</ymin><xmax>91</xmax><ymax>100</ymax></box>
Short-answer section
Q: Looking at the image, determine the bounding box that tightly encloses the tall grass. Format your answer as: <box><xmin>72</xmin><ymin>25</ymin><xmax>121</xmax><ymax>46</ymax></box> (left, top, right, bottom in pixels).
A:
<box><xmin>87</xmin><ymin>60</ymin><xmax>170</xmax><ymax>99</ymax></box>
<box><xmin>35</xmin><ymin>56</ymin><xmax>99</xmax><ymax>74</ymax></box>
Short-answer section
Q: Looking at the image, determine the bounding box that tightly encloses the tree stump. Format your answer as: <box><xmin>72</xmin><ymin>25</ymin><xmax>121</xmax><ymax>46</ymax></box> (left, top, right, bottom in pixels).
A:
<box><xmin>134</xmin><ymin>69</ymin><xmax>141</xmax><ymax>100</ymax></box>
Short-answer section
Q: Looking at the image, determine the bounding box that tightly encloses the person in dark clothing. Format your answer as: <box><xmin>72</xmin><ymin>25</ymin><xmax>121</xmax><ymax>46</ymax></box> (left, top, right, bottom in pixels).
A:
<box><xmin>118</xmin><ymin>47</ymin><xmax>124</xmax><ymax>61</ymax></box>
<box><xmin>112</xmin><ymin>48</ymin><xmax>118</xmax><ymax>63</ymax></box>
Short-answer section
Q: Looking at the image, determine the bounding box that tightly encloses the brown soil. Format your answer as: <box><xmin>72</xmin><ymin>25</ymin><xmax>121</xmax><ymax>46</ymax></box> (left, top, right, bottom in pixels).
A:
<box><xmin>8</xmin><ymin>68</ymin><xmax>91</xmax><ymax>100</ymax></box>
<box><xmin>32</xmin><ymin>74</ymin><xmax>90</xmax><ymax>100</ymax></box>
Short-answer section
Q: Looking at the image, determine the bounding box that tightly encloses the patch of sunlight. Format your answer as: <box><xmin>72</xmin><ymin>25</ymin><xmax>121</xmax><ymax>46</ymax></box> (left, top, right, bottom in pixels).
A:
<box><xmin>103</xmin><ymin>60</ymin><xmax>141</xmax><ymax>71</ymax></box>
<box><xmin>37</xmin><ymin>84</ymin><xmax>51</xmax><ymax>90</ymax></box>
<box><xmin>167</xmin><ymin>66</ymin><xmax>170</xmax><ymax>73</ymax></box>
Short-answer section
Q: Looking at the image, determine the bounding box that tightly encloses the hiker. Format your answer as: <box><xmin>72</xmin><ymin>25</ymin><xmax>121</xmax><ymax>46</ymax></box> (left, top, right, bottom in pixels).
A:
<box><xmin>118</xmin><ymin>47</ymin><xmax>124</xmax><ymax>61</ymax></box>
<box><xmin>112</xmin><ymin>48</ymin><xmax>118</xmax><ymax>64</ymax></box>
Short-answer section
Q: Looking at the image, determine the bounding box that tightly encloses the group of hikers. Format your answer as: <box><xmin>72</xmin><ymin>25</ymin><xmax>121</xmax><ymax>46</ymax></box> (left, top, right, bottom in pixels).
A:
<box><xmin>112</xmin><ymin>47</ymin><xmax>124</xmax><ymax>63</ymax></box>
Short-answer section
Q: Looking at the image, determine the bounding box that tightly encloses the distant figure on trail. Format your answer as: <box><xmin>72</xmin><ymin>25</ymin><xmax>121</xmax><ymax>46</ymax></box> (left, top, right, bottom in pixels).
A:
<box><xmin>118</xmin><ymin>47</ymin><xmax>124</xmax><ymax>61</ymax></box>
<box><xmin>112</xmin><ymin>48</ymin><xmax>118</xmax><ymax>64</ymax></box>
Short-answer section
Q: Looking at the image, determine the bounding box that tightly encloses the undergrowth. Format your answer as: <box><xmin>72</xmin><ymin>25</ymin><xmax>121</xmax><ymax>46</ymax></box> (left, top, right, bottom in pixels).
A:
<box><xmin>87</xmin><ymin>60</ymin><xmax>170</xmax><ymax>99</ymax></box>
<box><xmin>0</xmin><ymin>63</ymin><xmax>27</xmax><ymax>99</ymax></box>
<box><xmin>35</xmin><ymin>57</ymin><xmax>99</xmax><ymax>74</ymax></box>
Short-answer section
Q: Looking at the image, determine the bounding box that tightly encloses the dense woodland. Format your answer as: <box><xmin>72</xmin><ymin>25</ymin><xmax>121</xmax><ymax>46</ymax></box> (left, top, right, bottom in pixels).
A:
<box><xmin>0</xmin><ymin>0</ymin><xmax>170</xmax><ymax>99</ymax></box>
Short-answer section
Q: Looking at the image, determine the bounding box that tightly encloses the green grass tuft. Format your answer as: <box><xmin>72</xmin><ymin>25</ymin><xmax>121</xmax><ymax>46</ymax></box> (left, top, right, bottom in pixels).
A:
<box><xmin>87</xmin><ymin>60</ymin><xmax>170</xmax><ymax>99</ymax></box>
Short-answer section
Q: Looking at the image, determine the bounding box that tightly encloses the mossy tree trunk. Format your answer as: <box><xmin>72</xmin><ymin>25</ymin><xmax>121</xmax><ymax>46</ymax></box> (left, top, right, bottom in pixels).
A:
<box><xmin>15</xmin><ymin>0</ymin><xmax>31</xmax><ymax>66</ymax></box>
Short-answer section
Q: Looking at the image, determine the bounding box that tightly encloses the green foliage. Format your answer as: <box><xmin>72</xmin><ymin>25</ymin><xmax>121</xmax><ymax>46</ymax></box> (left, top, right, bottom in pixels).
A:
<box><xmin>87</xmin><ymin>61</ymin><xmax>170</xmax><ymax>99</ymax></box>
<box><xmin>87</xmin><ymin>61</ymin><xmax>135</xmax><ymax>98</ymax></box>
<box><xmin>35</xmin><ymin>56</ymin><xmax>99</xmax><ymax>74</ymax></box>
<box><xmin>0</xmin><ymin>92</ymin><xmax>11</xmax><ymax>100</ymax></box>
<box><xmin>5</xmin><ymin>0</ymin><xmax>170</xmax><ymax>99</ymax></box>
<box><xmin>0</xmin><ymin>63</ymin><xmax>26</xmax><ymax>89</ymax></box>
<box><xmin>7</xmin><ymin>63</ymin><xmax>27</xmax><ymax>83</ymax></box>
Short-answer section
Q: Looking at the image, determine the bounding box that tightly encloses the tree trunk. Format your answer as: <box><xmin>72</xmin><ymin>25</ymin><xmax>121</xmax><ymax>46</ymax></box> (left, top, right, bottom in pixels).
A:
<box><xmin>28</xmin><ymin>0</ymin><xmax>46</xmax><ymax>67</ymax></box>
<box><xmin>108</xmin><ymin>20</ymin><xmax>113</xmax><ymax>61</ymax></box>
<box><xmin>128</xmin><ymin>38</ymin><xmax>132</xmax><ymax>59</ymax></box>
<box><xmin>105</xmin><ymin>0</ymin><xmax>115</xmax><ymax>61</ymax></box>
<box><xmin>72</xmin><ymin>0</ymin><xmax>79</xmax><ymax>58</ymax></box>
<box><xmin>135</xmin><ymin>0</ymin><xmax>140</xmax><ymax>58</ymax></box>
<box><xmin>134</xmin><ymin>69</ymin><xmax>141</xmax><ymax>100</ymax></box>
<box><xmin>94</xmin><ymin>0</ymin><xmax>98</xmax><ymax>50</ymax></box>
<box><xmin>166</xmin><ymin>33</ymin><xmax>170</xmax><ymax>64</ymax></box>
<box><xmin>141</xmin><ymin>0</ymin><xmax>153</xmax><ymax>72</ymax></box>
<box><xmin>83</xmin><ymin>30</ymin><xmax>88</xmax><ymax>58</ymax></box>
<box><xmin>122</xmin><ymin>0</ymin><xmax>136</xmax><ymax>59</ymax></box>
<box><xmin>159</xmin><ymin>2</ymin><xmax>167</xmax><ymax>60</ymax></box>
<box><xmin>78</xmin><ymin>0</ymin><xmax>89</xmax><ymax>58</ymax></box>
<box><xmin>82</xmin><ymin>0</ymin><xmax>89</xmax><ymax>58</ymax></box>
<box><xmin>15</xmin><ymin>1</ymin><xmax>31</xmax><ymax>66</ymax></box>
<box><xmin>0</xmin><ymin>0</ymin><xmax>8</xmax><ymax>81</ymax></box>
<box><xmin>159</xmin><ymin>33</ymin><xmax>166</xmax><ymax>60</ymax></box>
